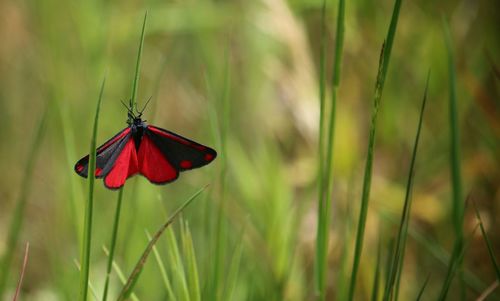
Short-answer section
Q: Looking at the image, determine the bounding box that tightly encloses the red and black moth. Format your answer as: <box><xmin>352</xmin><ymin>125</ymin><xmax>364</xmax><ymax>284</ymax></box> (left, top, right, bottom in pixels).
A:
<box><xmin>74</xmin><ymin>103</ymin><xmax>217</xmax><ymax>189</ymax></box>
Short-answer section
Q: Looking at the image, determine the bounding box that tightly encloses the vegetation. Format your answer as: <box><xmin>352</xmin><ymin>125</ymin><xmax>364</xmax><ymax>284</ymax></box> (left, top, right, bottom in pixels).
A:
<box><xmin>0</xmin><ymin>0</ymin><xmax>498</xmax><ymax>300</ymax></box>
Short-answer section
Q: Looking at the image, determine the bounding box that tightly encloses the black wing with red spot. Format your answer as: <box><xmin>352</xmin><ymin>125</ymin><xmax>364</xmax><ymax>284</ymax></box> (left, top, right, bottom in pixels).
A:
<box><xmin>74</xmin><ymin>128</ymin><xmax>131</xmax><ymax>178</ymax></box>
<box><xmin>145</xmin><ymin>125</ymin><xmax>217</xmax><ymax>172</ymax></box>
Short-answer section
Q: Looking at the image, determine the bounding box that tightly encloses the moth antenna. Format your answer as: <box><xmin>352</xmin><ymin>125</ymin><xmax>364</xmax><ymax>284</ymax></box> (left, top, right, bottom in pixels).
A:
<box><xmin>120</xmin><ymin>100</ymin><xmax>135</xmax><ymax>116</ymax></box>
<box><xmin>139</xmin><ymin>96</ymin><xmax>152</xmax><ymax>114</ymax></box>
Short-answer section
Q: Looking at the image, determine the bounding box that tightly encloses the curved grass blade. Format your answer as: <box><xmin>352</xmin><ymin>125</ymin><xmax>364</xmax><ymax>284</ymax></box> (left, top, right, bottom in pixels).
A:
<box><xmin>116</xmin><ymin>185</ymin><xmax>208</xmax><ymax>301</ymax></box>
<box><xmin>0</xmin><ymin>105</ymin><xmax>48</xmax><ymax>298</ymax></box>
<box><xmin>12</xmin><ymin>242</ymin><xmax>29</xmax><ymax>301</ymax></box>
<box><xmin>383</xmin><ymin>72</ymin><xmax>430</xmax><ymax>301</ymax></box>
<box><xmin>348</xmin><ymin>0</ymin><xmax>403</xmax><ymax>299</ymax></box>
<box><xmin>78</xmin><ymin>77</ymin><xmax>106</xmax><ymax>301</ymax></box>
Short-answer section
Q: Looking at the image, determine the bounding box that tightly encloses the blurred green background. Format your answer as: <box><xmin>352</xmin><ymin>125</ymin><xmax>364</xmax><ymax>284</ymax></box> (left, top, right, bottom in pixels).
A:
<box><xmin>0</xmin><ymin>0</ymin><xmax>498</xmax><ymax>300</ymax></box>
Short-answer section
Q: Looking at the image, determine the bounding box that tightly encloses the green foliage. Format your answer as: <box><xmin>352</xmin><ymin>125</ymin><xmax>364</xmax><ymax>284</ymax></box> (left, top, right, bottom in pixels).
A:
<box><xmin>0</xmin><ymin>1</ymin><xmax>497</xmax><ymax>300</ymax></box>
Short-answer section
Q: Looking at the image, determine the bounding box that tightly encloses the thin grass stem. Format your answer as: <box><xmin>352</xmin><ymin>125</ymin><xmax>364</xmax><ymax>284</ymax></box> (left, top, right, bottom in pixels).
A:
<box><xmin>347</xmin><ymin>0</ymin><xmax>403</xmax><ymax>299</ymax></box>
<box><xmin>102</xmin><ymin>187</ymin><xmax>124</xmax><ymax>301</ymax></box>
<box><xmin>316</xmin><ymin>0</ymin><xmax>345</xmax><ymax>299</ymax></box>
<box><xmin>78</xmin><ymin>77</ymin><xmax>106</xmax><ymax>301</ymax></box>
<box><xmin>383</xmin><ymin>72</ymin><xmax>430</xmax><ymax>301</ymax></box>
<box><xmin>12</xmin><ymin>242</ymin><xmax>29</xmax><ymax>301</ymax></box>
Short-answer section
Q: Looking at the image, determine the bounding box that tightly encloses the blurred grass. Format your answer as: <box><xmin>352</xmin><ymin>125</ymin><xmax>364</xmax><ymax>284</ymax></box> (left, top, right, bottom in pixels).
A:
<box><xmin>0</xmin><ymin>1</ymin><xmax>498</xmax><ymax>300</ymax></box>
<box><xmin>0</xmin><ymin>105</ymin><xmax>47</xmax><ymax>298</ymax></box>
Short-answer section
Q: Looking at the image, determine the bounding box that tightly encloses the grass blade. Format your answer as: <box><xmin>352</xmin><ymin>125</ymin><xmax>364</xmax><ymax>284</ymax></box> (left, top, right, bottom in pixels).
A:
<box><xmin>102</xmin><ymin>12</ymin><xmax>148</xmax><ymax>301</ymax></box>
<box><xmin>438</xmin><ymin>17</ymin><xmax>465</xmax><ymax>301</ymax></box>
<box><xmin>0</xmin><ymin>106</ymin><xmax>47</xmax><ymax>298</ymax></box>
<box><xmin>415</xmin><ymin>274</ymin><xmax>430</xmax><ymax>301</ymax></box>
<box><xmin>181</xmin><ymin>220</ymin><xmax>201</xmax><ymax>301</ymax></box>
<box><xmin>130</xmin><ymin>11</ymin><xmax>148</xmax><ymax>109</ymax></box>
<box><xmin>370</xmin><ymin>238</ymin><xmax>382</xmax><ymax>301</ymax></box>
<box><xmin>102</xmin><ymin>187</ymin><xmax>124</xmax><ymax>301</ymax></box>
<box><xmin>210</xmin><ymin>47</ymin><xmax>230</xmax><ymax>301</ymax></box>
<box><xmin>12</xmin><ymin>242</ymin><xmax>29</xmax><ymax>301</ymax></box>
<box><xmin>314</xmin><ymin>0</ymin><xmax>328</xmax><ymax>298</ymax></box>
<box><xmin>79</xmin><ymin>77</ymin><xmax>106</xmax><ymax>301</ymax></box>
<box><xmin>316</xmin><ymin>0</ymin><xmax>345</xmax><ymax>299</ymax></box>
<box><xmin>383</xmin><ymin>72</ymin><xmax>430</xmax><ymax>301</ymax></box>
<box><xmin>438</xmin><ymin>224</ymin><xmax>478</xmax><ymax>300</ymax></box>
<box><xmin>347</xmin><ymin>0</ymin><xmax>403</xmax><ymax>299</ymax></box>
<box><xmin>102</xmin><ymin>247</ymin><xmax>140</xmax><ymax>301</ymax></box>
<box><xmin>74</xmin><ymin>260</ymin><xmax>101</xmax><ymax>301</ymax></box>
<box><xmin>472</xmin><ymin>202</ymin><xmax>500</xmax><ymax>280</ymax></box>
<box><xmin>476</xmin><ymin>281</ymin><xmax>499</xmax><ymax>301</ymax></box>
<box><xmin>117</xmin><ymin>185</ymin><xmax>208</xmax><ymax>301</ymax></box>
<box><xmin>166</xmin><ymin>225</ymin><xmax>189</xmax><ymax>301</ymax></box>
<box><xmin>146</xmin><ymin>231</ymin><xmax>177</xmax><ymax>301</ymax></box>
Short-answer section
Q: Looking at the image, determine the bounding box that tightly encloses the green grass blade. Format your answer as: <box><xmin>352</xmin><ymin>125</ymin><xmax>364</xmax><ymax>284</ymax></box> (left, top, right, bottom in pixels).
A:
<box><xmin>79</xmin><ymin>77</ymin><xmax>106</xmax><ymax>301</ymax></box>
<box><xmin>102</xmin><ymin>247</ymin><xmax>140</xmax><ymax>301</ymax></box>
<box><xmin>415</xmin><ymin>275</ymin><xmax>430</xmax><ymax>301</ymax></box>
<box><xmin>102</xmin><ymin>187</ymin><xmax>124</xmax><ymax>301</ymax></box>
<box><xmin>472</xmin><ymin>202</ymin><xmax>500</xmax><ymax>280</ymax></box>
<box><xmin>130</xmin><ymin>11</ymin><xmax>148</xmax><ymax>109</ymax></box>
<box><xmin>383</xmin><ymin>72</ymin><xmax>430</xmax><ymax>301</ymax></box>
<box><xmin>146</xmin><ymin>231</ymin><xmax>177</xmax><ymax>301</ymax></box>
<box><xmin>74</xmin><ymin>259</ymin><xmax>101</xmax><ymax>301</ymax></box>
<box><xmin>211</xmin><ymin>47</ymin><xmax>230</xmax><ymax>301</ymax></box>
<box><xmin>166</xmin><ymin>225</ymin><xmax>189</xmax><ymax>301</ymax></box>
<box><xmin>224</xmin><ymin>225</ymin><xmax>245</xmax><ymax>301</ymax></box>
<box><xmin>348</xmin><ymin>0</ymin><xmax>403</xmax><ymax>299</ymax></box>
<box><xmin>438</xmin><ymin>17</ymin><xmax>465</xmax><ymax>301</ymax></box>
<box><xmin>182</xmin><ymin>220</ymin><xmax>201</xmax><ymax>301</ymax></box>
<box><xmin>102</xmin><ymin>12</ymin><xmax>148</xmax><ymax>300</ymax></box>
<box><xmin>117</xmin><ymin>185</ymin><xmax>208</xmax><ymax>301</ymax></box>
<box><xmin>370</xmin><ymin>238</ymin><xmax>382</xmax><ymax>301</ymax></box>
<box><xmin>0</xmin><ymin>106</ymin><xmax>48</xmax><ymax>298</ymax></box>
<box><xmin>438</xmin><ymin>225</ymin><xmax>477</xmax><ymax>300</ymax></box>
<box><xmin>316</xmin><ymin>0</ymin><xmax>345</xmax><ymax>299</ymax></box>
<box><xmin>314</xmin><ymin>0</ymin><xmax>328</xmax><ymax>298</ymax></box>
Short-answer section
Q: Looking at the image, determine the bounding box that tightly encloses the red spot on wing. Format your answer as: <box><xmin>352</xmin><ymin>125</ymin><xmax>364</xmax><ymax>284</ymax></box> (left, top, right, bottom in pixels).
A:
<box><xmin>104</xmin><ymin>139</ymin><xmax>138</xmax><ymax>189</ymax></box>
<box><xmin>95</xmin><ymin>168</ymin><xmax>102</xmax><ymax>176</ymax></box>
<box><xmin>76</xmin><ymin>164</ymin><xmax>84</xmax><ymax>172</ymax></box>
<box><xmin>138</xmin><ymin>135</ymin><xmax>178</xmax><ymax>183</ymax></box>
<box><xmin>180</xmin><ymin>160</ymin><xmax>192</xmax><ymax>169</ymax></box>
<box><xmin>204</xmin><ymin>153</ymin><xmax>214</xmax><ymax>161</ymax></box>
